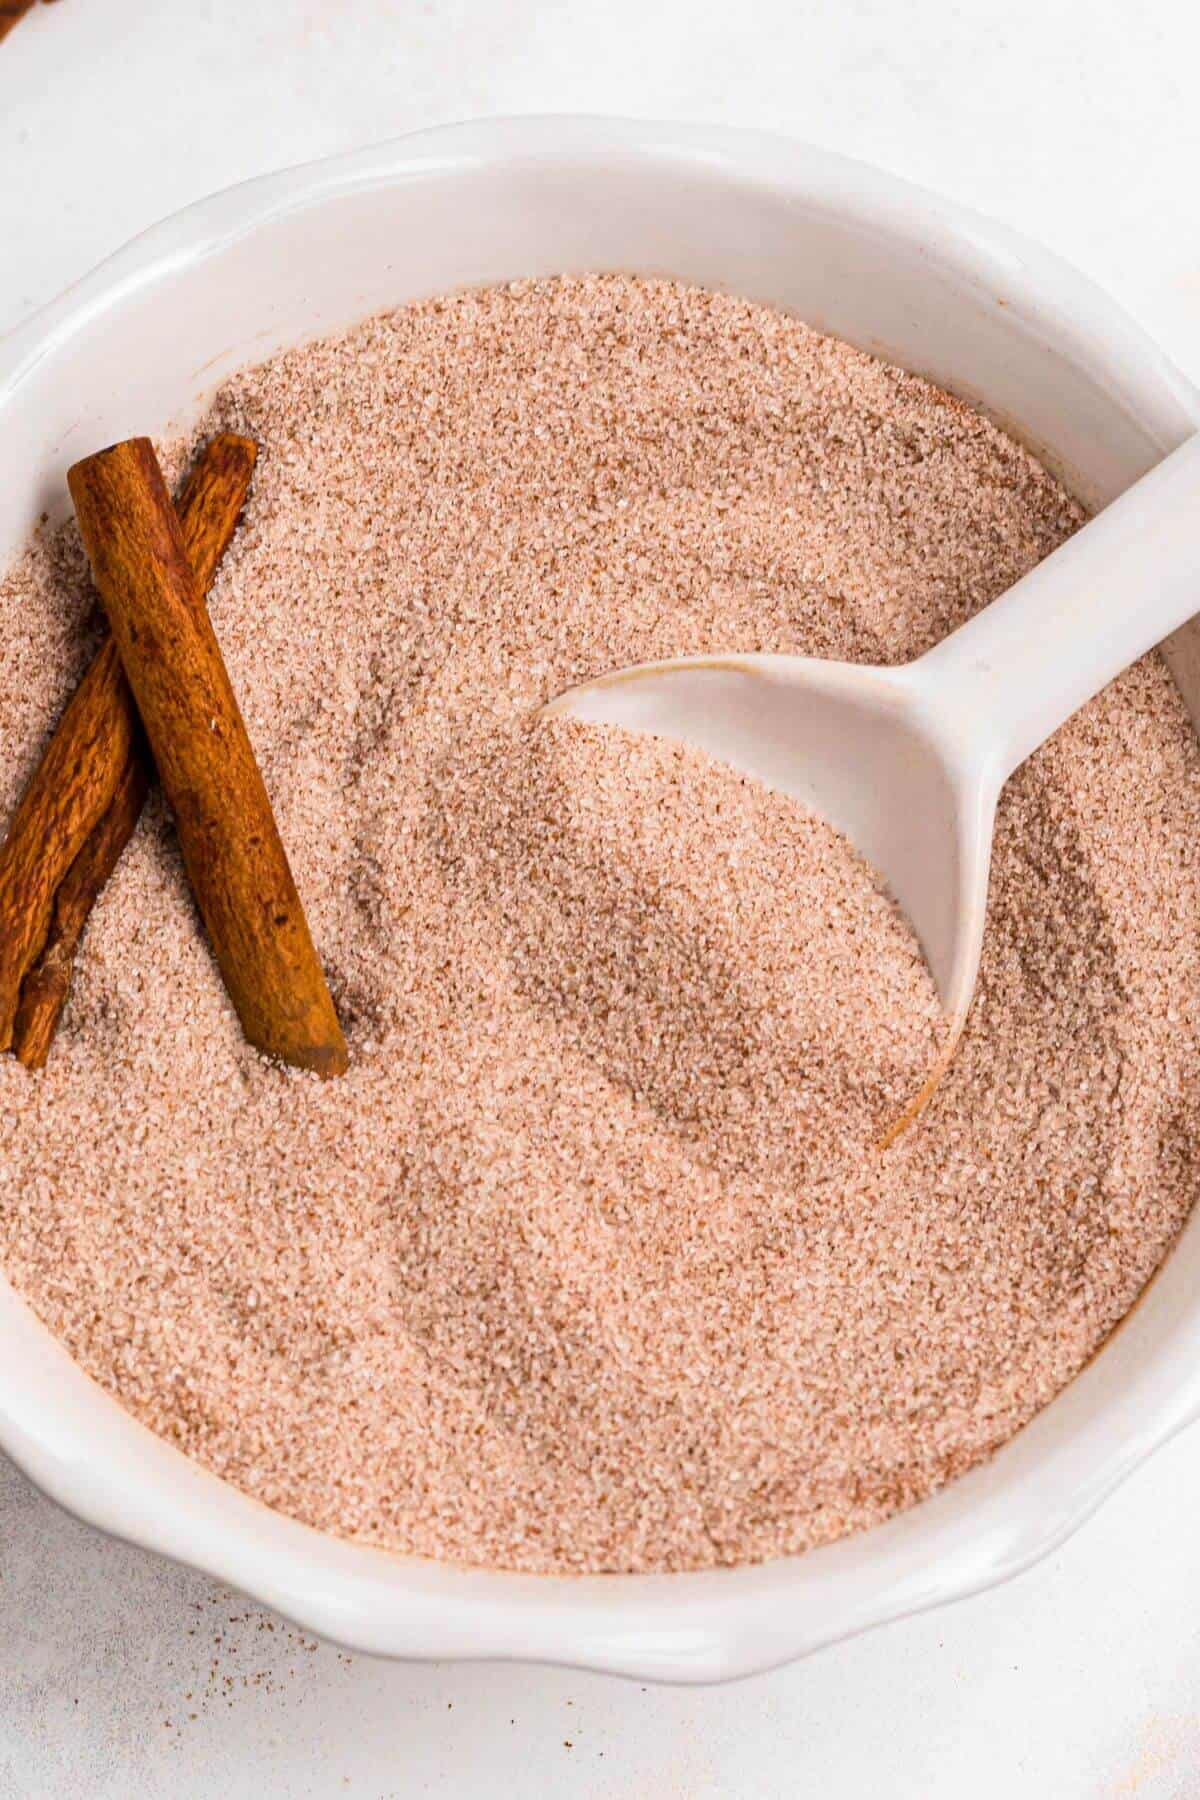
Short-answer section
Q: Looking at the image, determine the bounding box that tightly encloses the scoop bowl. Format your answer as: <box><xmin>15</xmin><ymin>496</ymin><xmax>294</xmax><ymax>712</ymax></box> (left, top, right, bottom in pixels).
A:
<box><xmin>546</xmin><ymin>652</ymin><xmax>992</xmax><ymax>1027</ymax></box>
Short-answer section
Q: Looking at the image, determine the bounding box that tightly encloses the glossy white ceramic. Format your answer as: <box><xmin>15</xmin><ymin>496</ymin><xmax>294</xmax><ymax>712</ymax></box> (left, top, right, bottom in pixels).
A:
<box><xmin>2</xmin><ymin>117</ymin><xmax>1199</xmax><ymax>1684</ymax></box>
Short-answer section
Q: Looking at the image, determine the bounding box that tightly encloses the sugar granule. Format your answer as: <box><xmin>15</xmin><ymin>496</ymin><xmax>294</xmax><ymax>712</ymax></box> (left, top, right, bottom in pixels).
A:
<box><xmin>2</xmin><ymin>274</ymin><xmax>1199</xmax><ymax>1574</ymax></box>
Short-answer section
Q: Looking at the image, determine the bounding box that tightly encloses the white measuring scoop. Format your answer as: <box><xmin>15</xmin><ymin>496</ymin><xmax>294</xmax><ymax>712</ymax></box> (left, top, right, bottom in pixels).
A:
<box><xmin>545</xmin><ymin>435</ymin><xmax>1200</xmax><ymax>1051</ymax></box>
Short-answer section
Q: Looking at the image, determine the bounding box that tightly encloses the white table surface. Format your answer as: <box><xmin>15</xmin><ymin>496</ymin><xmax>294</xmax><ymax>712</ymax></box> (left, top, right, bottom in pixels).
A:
<box><xmin>3</xmin><ymin>2</ymin><xmax>1200</xmax><ymax>1795</ymax></box>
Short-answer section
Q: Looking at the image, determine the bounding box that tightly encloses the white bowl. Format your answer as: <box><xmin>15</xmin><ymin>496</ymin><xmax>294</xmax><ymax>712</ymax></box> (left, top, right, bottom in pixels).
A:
<box><xmin>2</xmin><ymin>117</ymin><xmax>1200</xmax><ymax>1684</ymax></box>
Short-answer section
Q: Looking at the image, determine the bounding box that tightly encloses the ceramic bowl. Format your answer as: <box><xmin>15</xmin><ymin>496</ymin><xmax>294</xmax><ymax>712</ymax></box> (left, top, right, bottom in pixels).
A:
<box><xmin>2</xmin><ymin>116</ymin><xmax>1199</xmax><ymax>1683</ymax></box>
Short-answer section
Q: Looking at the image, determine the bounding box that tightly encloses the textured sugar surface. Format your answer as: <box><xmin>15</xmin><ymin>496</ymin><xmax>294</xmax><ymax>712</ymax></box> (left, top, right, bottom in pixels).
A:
<box><xmin>3</xmin><ymin>276</ymin><xmax>1200</xmax><ymax>1574</ymax></box>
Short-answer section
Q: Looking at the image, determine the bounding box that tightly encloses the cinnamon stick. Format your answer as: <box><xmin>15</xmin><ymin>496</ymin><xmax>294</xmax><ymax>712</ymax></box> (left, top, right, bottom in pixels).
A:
<box><xmin>0</xmin><ymin>0</ymin><xmax>55</xmax><ymax>45</ymax></box>
<box><xmin>0</xmin><ymin>630</ymin><xmax>138</xmax><ymax>1051</ymax></box>
<box><xmin>0</xmin><ymin>434</ymin><xmax>256</xmax><ymax>1062</ymax></box>
<box><xmin>12</xmin><ymin>756</ymin><xmax>147</xmax><ymax>1068</ymax></box>
<box><xmin>68</xmin><ymin>438</ymin><xmax>348</xmax><ymax>1078</ymax></box>
<box><xmin>0</xmin><ymin>1</ymin><xmax>37</xmax><ymax>44</ymax></box>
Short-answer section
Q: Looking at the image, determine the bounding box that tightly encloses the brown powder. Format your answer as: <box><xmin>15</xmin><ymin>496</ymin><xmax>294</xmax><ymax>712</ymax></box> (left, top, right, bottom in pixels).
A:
<box><xmin>2</xmin><ymin>274</ymin><xmax>1200</xmax><ymax>1575</ymax></box>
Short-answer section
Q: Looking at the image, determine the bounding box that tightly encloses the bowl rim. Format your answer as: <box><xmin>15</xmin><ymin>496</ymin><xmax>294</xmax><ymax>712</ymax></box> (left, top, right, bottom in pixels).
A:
<box><xmin>3</xmin><ymin>113</ymin><xmax>1200</xmax><ymax>1685</ymax></box>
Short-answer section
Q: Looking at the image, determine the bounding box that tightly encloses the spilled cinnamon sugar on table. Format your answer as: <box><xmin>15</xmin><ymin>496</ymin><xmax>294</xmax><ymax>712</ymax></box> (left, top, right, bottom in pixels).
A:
<box><xmin>2</xmin><ymin>275</ymin><xmax>1200</xmax><ymax>1574</ymax></box>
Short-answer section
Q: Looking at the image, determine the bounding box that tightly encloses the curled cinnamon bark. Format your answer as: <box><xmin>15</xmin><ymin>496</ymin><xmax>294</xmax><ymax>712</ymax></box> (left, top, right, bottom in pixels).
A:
<box><xmin>68</xmin><ymin>437</ymin><xmax>347</xmax><ymax>1077</ymax></box>
<box><xmin>0</xmin><ymin>434</ymin><xmax>256</xmax><ymax>1062</ymax></box>
<box><xmin>12</xmin><ymin>756</ymin><xmax>147</xmax><ymax>1068</ymax></box>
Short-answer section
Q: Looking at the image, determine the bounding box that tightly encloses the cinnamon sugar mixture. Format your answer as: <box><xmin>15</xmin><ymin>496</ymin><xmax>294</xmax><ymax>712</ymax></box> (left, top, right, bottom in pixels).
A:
<box><xmin>3</xmin><ymin>276</ymin><xmax>1200</xmax><ymax>1574</ymax></box>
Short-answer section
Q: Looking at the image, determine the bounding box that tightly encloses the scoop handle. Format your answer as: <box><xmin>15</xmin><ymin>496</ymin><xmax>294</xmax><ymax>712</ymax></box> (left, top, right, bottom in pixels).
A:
<box><xmin>914</xmin><ymin>432</ymin><xmax>1200</xmax><ymax>787</ymax></box>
